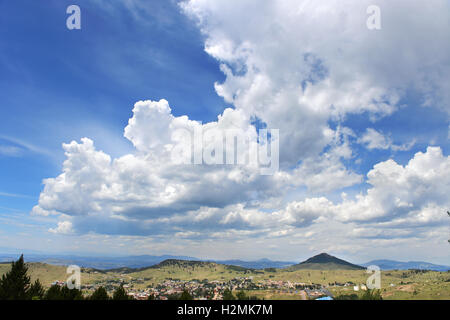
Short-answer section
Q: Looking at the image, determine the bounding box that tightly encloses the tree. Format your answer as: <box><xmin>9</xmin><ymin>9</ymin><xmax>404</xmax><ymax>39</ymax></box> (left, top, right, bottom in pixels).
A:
<box><xmin>0</xmin><ymin>254</ymin><xmax>31</xmax><ymax>300</ymax></box>
<box><xmin>334</xmin><ymin>293</ymin><xmax>359</xmax><ymax>300</ymax></box>
<box><xmin>90</xmin><ymin>286</ymin><xmax>109</xmax><ymax>300</ymax></box>
<box><xmin>222</xmin><ymin>288</ymin><xmax>235</xmax><ymax>300</ymax></box>
<box><xmin>236</xmin><ymin>290</ymin><xmax>248</xmax><ymax>300</ymax></box>
<box><xmin>45</xmin><ymin>284</ymin><xmax>84</xmax><ymax>300</ymax></box>
<box><xmin>62</xmin><ymin>285</ymin><xmax>84</xmax><ymax>300</ymax></box>
<box><xmin>29</xmin><ymin>279</ymin><xmax>45</xmax><ymax>300</ymax></box>
<box><xmin>167</xmin><ymin>293</ymin><xmax>181</xmax><ymax>300</ymax></box>
<box><xmin>179</xmin><ymin>289</ymin><xmax>193</xmax><ymax>300</ymax></box>
<box><xmin>45</xmin><ymin>285</ymin><xmax>64</xmax><ymax>300</ymax></box>
<box><xmin>361</xmin><ymin>289</ymin><xmax>383</xmax><ymax>300</ymax></box>
<box><xmin>112</xmin><ymin>285</ymin><xmax>129</xmax><ymax>300</ymax></box>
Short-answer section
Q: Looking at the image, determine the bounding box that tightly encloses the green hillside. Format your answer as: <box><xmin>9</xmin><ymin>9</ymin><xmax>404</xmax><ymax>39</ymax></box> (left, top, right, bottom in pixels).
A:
<box><xmin>1</xmin><ymin>256</ymin><xmax>449</xmax><ymax>300</ymax></box>
<box><xmin>290</xmin><ymin>253</ymin><xmax>364</xmax><ymax>270</ymax></box>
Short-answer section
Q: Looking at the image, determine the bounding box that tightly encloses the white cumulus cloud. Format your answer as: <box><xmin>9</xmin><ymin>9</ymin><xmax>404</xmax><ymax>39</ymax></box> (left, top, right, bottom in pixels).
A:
<box><xmin>34</xmin><ymin>0</ymin><xmax>450</xmax><ymax>248</ymax></box>
<box><xmin>358</xmin><ymin>128</ymin><xmax>415</xmax><ymax>151</ymax></box>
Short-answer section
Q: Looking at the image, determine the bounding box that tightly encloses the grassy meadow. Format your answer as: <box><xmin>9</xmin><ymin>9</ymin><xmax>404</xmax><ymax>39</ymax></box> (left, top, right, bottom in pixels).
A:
<box><xmin>1</xmin><ymin>261</ymin><xmax>448</xmax><ymax>300</ymax></box>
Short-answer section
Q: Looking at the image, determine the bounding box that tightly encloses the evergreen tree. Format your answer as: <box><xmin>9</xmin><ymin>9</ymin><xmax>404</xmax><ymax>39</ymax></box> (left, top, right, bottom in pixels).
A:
<box><xmin>222</xmin><ymin>288</ymin><xmax>235</xmax><ymax>300</ymax></box>
<box><xmin>179</xmin><ymin>289</ymin><xmax>193</xmax><ymax>300</ymax></box>
<box><xmin>90</xmin><ymin>286</ymin><xmax>109</xmax><ymax>300</ymax></box>
<box><xmin>167</xmin><ymin>293</ymin><xmax>181</xmax><ymax>300</ymax></box>
<box><xmin>112</xmin><ymin>285</ymin><xmax>129</xmax><ymax>300</ymax></box>
<box><xmin>361</xmin><ymin>289</ymin><xmax>383</xmax><ymax>300</ymax></box>
<box><xmin>334</xmin><ymin>293</ymin><xmax>359</xmax><ymax>300</ymax></box>
<box><xmin>61</xmin><ymin>285</ymin><xmax>84</xmax><ymax>300</ymax></box>
<box><xmin>45</xmin><ymin>284</ymin><xmax>84</xmax><ymax>300</ymax></box>
<box><xmin>45</xmin><ymin>285</ymin><xmax>63</xmax><ymax>300</ymax></box>
<box><xmin>236</xmin><ymin>290</ymin><xmax>248</xmax><ymax>300</ymax></box>
<box><xmin>29</xmin><ymin>279</ymin><xmax>45</xmax><ymax>300</ymax></box>
<box><xmin>0</xmin><ymin>254</ymin><xmax>31</xmax><ymax>300</ymax></box>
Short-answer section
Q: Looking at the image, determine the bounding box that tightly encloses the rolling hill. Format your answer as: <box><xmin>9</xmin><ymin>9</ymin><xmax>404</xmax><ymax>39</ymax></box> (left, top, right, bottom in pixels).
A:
<box><xmin>290</xmin><ymin>253</ymin><xmax>365</xmax><ymax>270</ymax></box>
<box><xmin>362</xmin><ymin>259</ymin><xmax>450</xmax><ymax>271</ymax></box>
<box><xmin>213</xmin><ymin>258</ymin><xmax>296</xmax><ymax>269</ymax></box>
<box><xmin>92</xmin><ymin>259</ymin><xmax>253</xmax><ymax>276</ymax></box>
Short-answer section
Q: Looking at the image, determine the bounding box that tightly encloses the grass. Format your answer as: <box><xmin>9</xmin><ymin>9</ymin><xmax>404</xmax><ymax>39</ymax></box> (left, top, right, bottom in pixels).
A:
<box><xmin>1</xmin><ymin>261</ymin><xmax>449</xmax><ymax>299</ymax></box>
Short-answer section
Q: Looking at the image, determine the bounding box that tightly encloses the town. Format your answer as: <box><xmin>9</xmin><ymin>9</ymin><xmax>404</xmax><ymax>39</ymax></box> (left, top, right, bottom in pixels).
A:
<box><xmin>75</xmin><ymin>276</ymin><xmax>334</xmax><ymax>300</ymax></box>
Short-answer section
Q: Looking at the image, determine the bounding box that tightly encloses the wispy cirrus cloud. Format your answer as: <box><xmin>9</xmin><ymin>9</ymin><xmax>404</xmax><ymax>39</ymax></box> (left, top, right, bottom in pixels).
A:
<box><xmin>0</xmin><ymin>192</ymin><xmax>35</xmax><ymax>199</ymax></box>
<box><xmin>0</xmin><ymin>135</ymin><xmax>53</xmax><ymax>158</ymax></box>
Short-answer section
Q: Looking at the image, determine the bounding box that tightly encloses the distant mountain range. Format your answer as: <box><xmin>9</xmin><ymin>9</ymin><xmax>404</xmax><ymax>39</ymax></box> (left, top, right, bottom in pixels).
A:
<box><xmin>0</xmin><ymin>254</ymin><xmax>198</xmax><ymax>270</ymax></box>
<box><xmin>362</xmin><ymin>260</ymin><xmax>450</xmax><ymax>272</ymax></box>
<box><xmin>0</xmin><ymin>253</ymin><xmax>296</xmax><ymax>270</ymax></box>
<box><xmin>0</xmin><ymin>252</ymin><xmax>448</xmax><ymax>271</ymax></box>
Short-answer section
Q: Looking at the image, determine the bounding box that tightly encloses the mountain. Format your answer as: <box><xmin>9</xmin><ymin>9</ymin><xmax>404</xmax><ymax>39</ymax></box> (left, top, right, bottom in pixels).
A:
<box><xmin>0</xmin><ymin>253</ymin><xmax>198</xmax><ymax>270</ymax></box>
<box><xmin>100</xmin><ymin>259</ymin><xmax>253</xmax><ymax>274</ymax></box>
<box><xmin>0</xmin><ymin>253</ymin><xmax>296</xmax><ymax>270</ymax></box>
<box><xmin>104</xmin><ymin>259</ymin><xmax>215</xmax><ymax>274</ymax></box>
<box><xmin>213</xmin><ymin>258</ymin><xmax>296</xmax><ymax>269</ymax></box>
<box><xmin>152</xmin><ymin>259</ymin><xmax>214</xmax><ymax>269</ymax></box>
<box><xmin>5</xmin><ymin>251</ymin><xmax>446</xmax><ymax>272</ymax></box>
<box><xmin>362</xmin><ymin>260</ymin><xmax>450</xmax><ymax>271</ymax></box>
<box><xmin>290</xmin><ymin>253</ymin><xmax>365</xmax><ymax>270</ymax></box>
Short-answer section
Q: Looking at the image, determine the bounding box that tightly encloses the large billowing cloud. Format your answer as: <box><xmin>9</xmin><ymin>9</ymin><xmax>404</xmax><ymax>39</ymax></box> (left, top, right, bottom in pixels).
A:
<box><xmin>181</xmin><ymin>0</ymin><xmax>450</xmax><ymax>165</ymax></box>
<box><xmin>336</xmin><ymin>147</ymin><xmax>449</xmax><ymax>226</ymax></box>
<box><xmin>32</xmin><ymin>98</ymin><xmax>357</xmax><ymax>235</ymax></box>
<box><xmin>33</xmin><ymin>0</ymin><xmax>449</xmax><ymax>248</ymax></box>
<box><xmin>34</xmin><ymin>100</ymin><xmax>283</xmax><ymax>218</ymax></box>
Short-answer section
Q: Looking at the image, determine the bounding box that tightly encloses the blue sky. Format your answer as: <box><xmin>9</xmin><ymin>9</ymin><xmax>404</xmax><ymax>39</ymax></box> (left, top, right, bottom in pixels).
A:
<box><xmin>0</xmin><ymin>0</ymin><xmax>449</xmax><ymax>264</ymax></box>
<box><xmin>0</xmin><ymin>0</ymin><xmax>223</xmax><ymax>205</ymax></box>
<box><xmin>0</xmin><ymin>0</ymin><xmax>224</xmax><ymax>254</ymax></box>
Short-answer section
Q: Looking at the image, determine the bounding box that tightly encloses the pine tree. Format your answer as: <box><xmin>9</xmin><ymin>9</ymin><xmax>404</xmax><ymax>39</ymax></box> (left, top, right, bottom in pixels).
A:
<box><xmin>61</xmin><ymin>285</ymin><xmax>84</xmax><ymax>300</ymax></box>
<box><xmin>112</xmin><ymin>285</ymin><xmax>129</xmax><ymax>300</ymax></box>
<box><xmin>29</xmin><ymin>279</ymin><xmax>45</xmax><ymax>300</ymax></box>
<box><xmin>0</xmin><ymin>254</ymin><xmax>31</xmax><ymax>300</ymax></box>
<box><xmin>361</xmin><ymin>289</ymin><xmax>383</xmax><ymax>300</ymax></box>
<box><xmin>90</xmin><ymin>286</ymin><xmax>109</xmax><ymax>300</ymax></box>
<box><xmin>222</xmin><ymin>288</ymin><xmax>235</xmax><ymax>300</ymax></box>
<box><xmin>236</xmin><ymin>290</ymin><xmax>248</xmax><ymax>300</ymax></box>
<box><xmin>45</xmin><ymin>285</ymin><xmax>64</xmax><ymax>300</ymax></box>
<box><xmin>45</xmin><ymin>284</ymin><xmax>84</xmax><ymax>300</ymax></box>
<box><xmin>179</xmin><ymin>289</ymin><xmax>193</xmax><ymax>300</ymax></box>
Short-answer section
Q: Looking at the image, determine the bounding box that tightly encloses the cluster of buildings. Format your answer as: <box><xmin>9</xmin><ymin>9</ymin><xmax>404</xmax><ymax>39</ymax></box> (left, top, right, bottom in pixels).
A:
<box><xmin>79</xmin><ymin>277</ymin><xmax>332</xmax><ymax>300</ymax></box>
<box><xmin>49</xmin><ymin>274</ymin><xmax>334</xmax><ymax>300</ymax></box>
